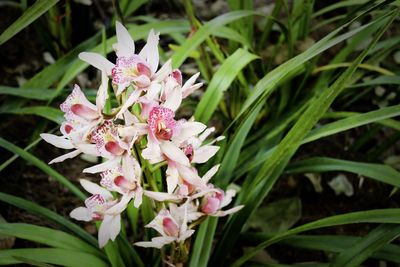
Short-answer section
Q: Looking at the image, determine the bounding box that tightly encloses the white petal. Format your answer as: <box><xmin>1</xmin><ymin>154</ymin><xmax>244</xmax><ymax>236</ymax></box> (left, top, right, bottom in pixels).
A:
<box><xmin>83</xmin><ymin>158</ymin><xmax>119</xmax><ymax>173</ymax></box>
<box><xmin>202</xmin><ymin>164</ymin><xmax>220</xmax><ymax>183</ymax></box>
<box><xmin>153</xmin><ymin>59</ymin><xmax>172</xmax><ymax>81</ymax></box>
<box><xmin>80</xmin><ymin>179</ymin><xmax>114</xmax><ymax>200</ymax></box>
<box><xmin>139</xmin><ymin>29</ymin><xmax>159</xmax><ymax>74</ymax></box>
<box><xmin>49</xmin><ymin>149</ymin><xmax>81</xmax><ymax>164</ymax></box>
<box><xmin>163</xmin><ymin>87</ymin><xmax>182</xmax><ymax>112</ymax></box>
<box><xmin>70</xmin><ymin>207</ymin><xmax>91</xmax><ymax>221</ymax></box>
<box><xmin>116</xmin><ymin>89</ymin><xmax>142</xmax><ymax>118</ymax></box>
<box><xmin>146</xmin><ymin>82</ymin><xmax>162</xmax><ymax>100</ymax></box>
<box><xmin>212</xmin><ymin>205</ymin><xmax>244</xmax><ymax>217</ymax></box>
<box><xmin>134</xmin><ymin>187</ymin><xmax>143</xmax><ymax>208</ymax></box>
<box><xmin>79</xmin><ymin>52</ymin><xmax>114</xmax><ymax>75</ymax></box>
<box><xmin>178</xmin><ymin>229</ymin><xmax>195</xmax><ymax>242</ymax></box>
<box><xmin>98</xmin><ymin>214</ymin><xmax>120</xmax><ymax>248</ymax></box>
<box><xmin>40</xmin><ymin>133</ymin><xmax>74</xmax><ymax>149</ymax></box>
<box><xmin>135</xmin><ymin>236</ymin><xmax>175</xmax><ymax>249</ymax></box>
<box><xmin>144</xmin><ymin>190</ymin><xmax>181</xmax><ymax>202</ymax></box>
<box><xmin>181</xmin><ymin>72</ymin><xmax>200</xmax><ymax>93</ymax></box>
<box><xmin>173</xmin><ymin>122</ymin><xmax>207</xmax><ymax>144</ymax></box>
<box><xmin>182</xmin><ymin>83</ymin><xmax>203</xmax><ymax>99</ymax></box>
<box><xmin>166</xmin><ymin>164</ymin><xmax>179</xmax><ymax>194</ymax></box>
<box><xmin>77</xmin><ymin>144</ymin><xmax>99</xmax><ymax>156</ymax></box>
<box><xmin>192</xmin><ymin>145</ymin><xmax>220</xmax><ymax>164</ymax></box>
<box><xmin>220</xmin><ymin>189</ymin><xmax>237</xmax><ymax>209</ymax></box>
<box><xmin>178</xmin><ymin>165</ymin><xmax>205</xmax><ymax>187</ymax></box>
<box><xmin>115</xmin><ymin>21</ymin><xmax>135</xmax><ymax>57</ymax></box>
<box><xmin>96</xmin><ymin>69</ymin><xmax>109</xmax><ymax>109</ymax></box>
<box><xmin>106</xmin><ymin>192</ymin><xmax>133</xmax><ymax>215</ymax></box>
<box><xmin>142</xmin><ymin>143</ymin><xmax>164</xmax><ymax>164</ymax></box>
<box><xmin>160</xmin><ymin>141</ymin><xmax>189</xmax><ymax>166</ymax></box>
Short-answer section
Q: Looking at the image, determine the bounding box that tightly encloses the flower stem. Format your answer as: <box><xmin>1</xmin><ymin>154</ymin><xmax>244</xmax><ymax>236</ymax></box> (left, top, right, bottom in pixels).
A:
<box><xmin>150</xmin><ymin>161</ymin><xmax>168</xmax><ymax>173</ymax></box>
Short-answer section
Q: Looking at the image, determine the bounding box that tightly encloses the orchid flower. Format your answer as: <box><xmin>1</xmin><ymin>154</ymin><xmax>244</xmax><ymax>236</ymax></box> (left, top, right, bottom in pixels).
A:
<box><xmin>144</xmin><ymin>164</ymin><xmax>220</xmax><ymax>201</ymax></box>
<box><xmin>70</xmin><ymin>180</ymin><xmax>133</xmax><ymax>247</ymax></box>
<box><xmin>200</xmin><ymin>187</ymin><xmax>244</xmax><ymax>217</ymax></box>
<box><xmin>79</xmin><ymin>21</ymin><xmax>171</xmax><ymax>98</ymax></box>
<box><xmin>100</xmin><ymin>154</ymin><xmax>143</xmax><ymax>207</ymax></box>
<box><xmin>135</xmin><ymin>202</ymin><xmax>196</xmax><ymax>249</ymax></box>
<box><xmin>83</xmin><ymin>120</ymin><xmax>133</xmax><ymax>174</ymax></box>
<box><xmin>40</xmin><ymin>74</ymin><xmax>109</xmax><ymax>164</ymax></box>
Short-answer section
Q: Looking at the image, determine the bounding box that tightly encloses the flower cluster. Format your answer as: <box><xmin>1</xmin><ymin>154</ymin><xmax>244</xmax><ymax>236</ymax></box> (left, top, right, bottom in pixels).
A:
<box><xmin>41</xmin><ymin>21</ymin><xmax>242</xmax><ymax>250</ymax></box>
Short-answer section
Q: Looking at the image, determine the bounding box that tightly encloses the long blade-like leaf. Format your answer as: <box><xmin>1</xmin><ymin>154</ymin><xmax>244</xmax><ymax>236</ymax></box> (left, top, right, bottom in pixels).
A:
<box><xmin>331</xmin><ymin>224</ymin><xmax>400</xmax><ymax>267</ymax></box>
<box><xmin>171</xmin><ymin>11</ymin><xmax>259</xmax><ymax>69</ymax></box>
<box><xmin>0</xmin><ymin>223</ymin><xmax>104</xmax><ymax>260</ymax></box>
<box><xmin>0</xmin><ymin>138</ymin><xmax>85</xmax><ymax>200</ymax></box>
<box><xmin>0</xmin><ymin>192</ymin><xmax>97</xmax><ymax>248</ymax></box>
<box><xmin>285</xmin><ymin>157</ymin><xmax>400</xmax><ymax>188</ymax></box>
<box><xmin>241</xmin><ymin>233</ymin><xmax>400</xmax><ymax>264</ymax></box>
<box><xmin>0</xmin><ymin>248</ymin><xmax>108</xmax><ymax>267</ymax></box>
<box><xmin>0</xmin><ymin>0</ymin><xmax>59</xmax><ymax>45</ymax></box>
<box><xmin>1</xmin><ymin>106</ymin><xmax>64</xmax><ymax>124</ymax></box>
<box><xmin>0</xmin><ymin>87</ymin><xmax>57</xmax><ymax>100</ymax></box>
<box><xmin>212</xmin><ymin>8</ymin><xmax>399</xmax><ymax>265</ymax></box>
<box><xmin>194</xmin><ymin>48</ymin><xmax>259</xmax><ymax>124</ymax></box>
<box><xmin>233</xmin><ymin>209</ymin><xmax>400</xmax><ymax>266</ymax></box>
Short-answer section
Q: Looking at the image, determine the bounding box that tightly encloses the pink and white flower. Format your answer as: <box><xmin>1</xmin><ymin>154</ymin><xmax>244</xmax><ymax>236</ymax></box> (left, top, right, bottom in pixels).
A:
<box><xmin>200</xmin><ymin>187</ymin><xmax>243</xmax><ymax>217</ymax></box>
<box><xmin>70</xmin><ymin>180</ymin><xmax>133</xmax><ymax>247</ymax></box>
<box><xmin>79</xmin><ymin>21</ymin><xmax>169</xmax><ymax>96</ymax></box>
<box><xmin>100</xmin><ymin>154</ymin><xmax>143</xmax><ymax>207</ymax></box>
<box><xmin>91</xmin><ymin>120</ymin><xmax>129</xmax><ymax>159</ymax></box>
<box><xmin>40</xmin><ymin>78</ymin><xmax>109</xmax><ymax>164</ymax></box>
<box><xmin>135</xmin><ymin>202</ymin><xmax>197</xmax><ymax>249</ymax></box>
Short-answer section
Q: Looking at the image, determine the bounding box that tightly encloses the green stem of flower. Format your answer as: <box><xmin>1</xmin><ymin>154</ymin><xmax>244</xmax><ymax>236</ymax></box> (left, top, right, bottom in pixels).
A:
<box><xmin>188</xmin><ymin>215</ymin><xmax>206</xmax><ymax>229</ymax></box>
<box><xmin>131</xmin><ymin>108</ymin><xmax>146</xmax><ymax>123</ymax></box>
<box><xmin>150</xmin><ymin>161</ymin><xmax>168</xmax><ymax>173</ymax></box>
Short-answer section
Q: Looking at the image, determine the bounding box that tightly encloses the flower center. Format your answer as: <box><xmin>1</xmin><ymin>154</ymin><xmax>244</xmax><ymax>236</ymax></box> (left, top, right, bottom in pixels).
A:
<box><xmin>157</xmin><ymin>121</ymin><xmax>173</xmax><ymax>140</ymax></box>
<box><xmin>124</xmin><ymin>67</ymin><xmax>139</xmax><ymax>77</ymax></box>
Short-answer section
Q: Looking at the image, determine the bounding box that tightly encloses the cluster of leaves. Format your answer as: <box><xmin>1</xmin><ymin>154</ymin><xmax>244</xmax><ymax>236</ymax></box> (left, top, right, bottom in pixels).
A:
<box><xmin>1</xmin><ymin>0</ymin><xmax>400</xmax><ymax>266</ymax></box>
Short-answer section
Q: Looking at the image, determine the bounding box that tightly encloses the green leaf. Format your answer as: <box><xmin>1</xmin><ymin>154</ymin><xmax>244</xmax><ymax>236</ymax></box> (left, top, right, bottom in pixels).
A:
<box><xmin>0</xmin><ymin>248</ymin><xmax>108</xmax><ymax>267</ymax></box>
<box><xmin>321</xmin><ymin>111</ymin><xmax>400</xmax><ymax>132</ymax></box>
<box><xmin>25</xmin><ymin>31</ymin><xmax>102</xmax><ymax>90</ymax></box>
<box><xmin>171</xmin><ymin>11</ymin><xmax>259</xmax><ymax>69</ymax></box>
<box><xmin>102</xmin><ymin>238</ymin><xmax>125</xmax><ymax>267</ymax></box>
<box><xmin>0</xmin><ymin>138</ymin><xmax>85</xmax><ymax>200</ymax></box>
<box><xmin>212</xmin><ymin>8</ymin><xmax>399</xmax><ymax>266</ymax></box>
<box><xmin>194</xmin><ymin>49</ymin><xmax>259</xmax><ymax>124</ymax></box>
<box><xmin>236</xmin><ymin>104</ymin><xmax>400</xmax><ymax>178</ymax></box>
<box><xmin>233</xmin><ymin>209</ymin><xmax>400</xmax><ymax>266</ymax></box>
<box><xmin>9</xmin><ymin>256</ymin><xmax>55</xmax><ymax>267</ymax></box>
<box><xmin>0</xmin><ymin>106</ymin><xmax>64</xmax><ymax>124</ymax></box>
<box><xmin>248</xmin><ymin>9</ymin><xmax>397</xmax><ymax>192</ymax></box>
<box><xmin>0</xmin><ymin>0</ymin><xmax>59</xmax><ymax>45</ymax></box>
<box><xmin>189</xmin><ymin>216</ymin><xmax>218</xmax><ymax>267</ymax></box>
<box><xmin>241</xmin><ymin>233</ymin><xmax>400</xmax><ymax>264</ymax></box>
<box><xmin>312</xmin><ymin>0</ymin><xmax>369</xmax><ymax>18</ymax></box>
<box><xmin>0</xmin><ymin>136</ymin><xmax>43</xmax><ymax>173</ymax></box>
<box><xmin>331</xmin><ymin>224</ymin><xmax>400</xmax><ymax>267</ymax></box>
<box><xmin>216</xmin><ymin>103</ymin><xmax>263</xmax><ymax>188</ymax></box>
<box><xmin>236</xmin><ymin>5</ymin><xmax>392</xmax><ymax>122</ymax></box>
<box><xmin>304</xmin><ymin>104</ymin><xmax>400</xmax><ymax>143</ymax></box>
<box><xmin>0</xmin><ymin>223</ymin><xmax>104</xmax><ymax>260</ymax></box>
<box><xmin>285</xmin><ymin>157</ymin><xmax>400</xmax><ymax>188</ymax></box>
<box><xmin>348</xmin><ymin>75</ymin><xmax>400</xmax><ymax>88</ymax></box>
<box><xmin>0</xmin><ymin>192</ymin><xmax>97</xmax><ymax>249</ymax></box>
<box><xmin>0</xmin><ymin>86</ymin><xmax>57</xmax><ymax>100</ymax></box>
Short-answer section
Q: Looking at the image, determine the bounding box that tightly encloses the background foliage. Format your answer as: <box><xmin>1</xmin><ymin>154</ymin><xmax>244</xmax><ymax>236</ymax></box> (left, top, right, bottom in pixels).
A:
<box><xmin>1</xmin><ymin>0</ymin><xmax>400</xmax><ymax>266</ymax></box>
